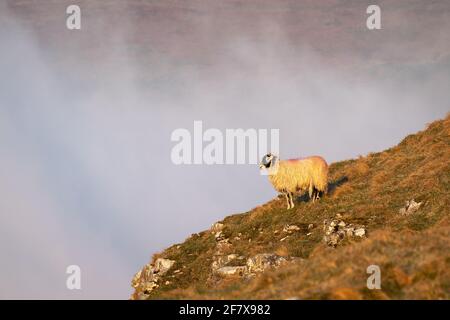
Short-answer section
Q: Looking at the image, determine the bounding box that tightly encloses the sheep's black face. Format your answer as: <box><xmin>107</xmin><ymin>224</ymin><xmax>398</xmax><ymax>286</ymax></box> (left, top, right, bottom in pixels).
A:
<box><xmin>260</xmin><ymin>153</ymin><xmax>274</xmax><ymax>169</ymax></box>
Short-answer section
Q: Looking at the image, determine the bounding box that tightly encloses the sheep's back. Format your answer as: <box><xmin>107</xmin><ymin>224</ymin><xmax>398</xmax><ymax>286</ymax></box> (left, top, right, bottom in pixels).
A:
<box><xmin>268</xmin><ymin>159</ymin><xmax>314</xmax><ymax>192</ymax></box>
<box><xmin>268</xmin><ymin>156</ymin><xmax>328</xmax><ymax>193</ymax></box>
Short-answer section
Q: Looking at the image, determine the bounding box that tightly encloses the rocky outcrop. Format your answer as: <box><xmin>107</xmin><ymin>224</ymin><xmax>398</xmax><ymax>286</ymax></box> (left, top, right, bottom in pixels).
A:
<box><xmin>215</xmin><ymin>266</ymin><xmax>247</xmax><ymax>276</ymax></box>
<box><xmin>211</xmin><ymin>222</ymin><xmax>224</xmax><ymax>233</ymax></box>
<box><xmin>399</xmin><ymin>199</ymin><xmax>422</xmax><ymax>215</ymax></box>
<box><xmin>282</xmin><ymin>224</ymin><xmax>301</xmax><ymax>233</ymax></box>
<box><xmin>323</xmin><ymin>215</ymin><xmax>366</xmax><ymax>247</ymax></box>
<box><xmin>131</xmin><ymin>258</ymin><xmax>175</xmax><ymax>299</ymax></box>
<box><xmin>211</xmin><ymin>251</ymin><xmax>293</xmax><ymax>279</ymax></box>
<box><xmin>212</xmin><ymin>254</ymin><xmax>245</xmax><ymax>272</ymax></box>
<box><xmin>209</xmin><ymin>221</ymin><xmax>299</xmax><ymax>279</ymax></box>
<box><xmin>246</xmin><ymin>253</ymin><xmax>288</xmax><ymax>274</ymax></box>
<box><xmin>210</xmin><ymin>222</ymin><xmax>233</xmax><ymax>254</ymax></box>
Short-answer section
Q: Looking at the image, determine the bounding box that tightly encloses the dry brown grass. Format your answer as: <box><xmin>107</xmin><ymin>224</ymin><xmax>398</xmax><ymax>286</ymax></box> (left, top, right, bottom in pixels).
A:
<box><xmin>332</xmin><ymin>183</ymin><xmax>354</xmax><ymax>199</ymax></box>
<box><xmin>274</xmin><ymin>245</ymin><xmax>289</xmax><ymax>257</ymax></box>
<box><xmin>346</xmin><ymin>156</ymin><xmax>370</xmax><ymax>179</ymax></box>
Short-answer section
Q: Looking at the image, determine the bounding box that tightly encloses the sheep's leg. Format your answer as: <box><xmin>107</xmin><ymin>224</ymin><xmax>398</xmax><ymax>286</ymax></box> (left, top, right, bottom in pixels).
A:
<box><xmin>309</xmin><ymin>183</ymin><xmax>314</xmax><ymax>202</ymax></box>
<box><xmin>289</xmin><ymin>192</ymin><xmax>295</xmax><ymax>209</ymax></box>
<box><xmin>284</xmin><ymin>192</ymin><xmax>291</xmax><ymax>209</ymax></box>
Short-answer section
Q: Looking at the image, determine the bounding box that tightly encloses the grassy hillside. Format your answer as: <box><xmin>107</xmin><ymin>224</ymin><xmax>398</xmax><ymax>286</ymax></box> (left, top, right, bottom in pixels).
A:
<box><xmin>132</xmin><ymin>115</ymin><xmax>449</xmax><ymax>299</ymax></box>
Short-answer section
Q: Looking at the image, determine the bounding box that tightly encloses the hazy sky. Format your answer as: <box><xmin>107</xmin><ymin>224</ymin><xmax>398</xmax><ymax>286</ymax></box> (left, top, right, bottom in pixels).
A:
<box><xmin>1</xmin><ymin>0</ymin><xmax>449</xmax><ymax>298</ymax></box>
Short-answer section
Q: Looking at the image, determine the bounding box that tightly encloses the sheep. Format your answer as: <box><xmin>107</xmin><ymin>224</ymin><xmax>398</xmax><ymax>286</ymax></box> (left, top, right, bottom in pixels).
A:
<box><xmin>259</xmin><ymin>153</ymin><xmax>328</xmax><ymax>209</ymax></box>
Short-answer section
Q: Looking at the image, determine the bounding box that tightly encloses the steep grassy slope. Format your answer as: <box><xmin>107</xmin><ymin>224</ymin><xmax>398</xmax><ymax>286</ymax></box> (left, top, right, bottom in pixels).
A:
<box><xmin>133</xmin><ymin>115</ymin><xmax>449</xmax><ymax>299</ymax></box>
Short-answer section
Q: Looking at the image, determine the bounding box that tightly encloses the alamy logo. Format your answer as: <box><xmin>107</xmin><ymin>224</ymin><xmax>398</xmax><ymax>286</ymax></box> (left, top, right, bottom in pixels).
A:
<box><xmin>66</xmin><ymin>265</ymin><xmax>81</xmax><ymax>290</ymax></box>
<box><xmin>366</xmin><ymin>5</ymin><xmax>381</xmax><ymax>30</ymax></box>
<box><xmin>366</xmin><ymin>265</ymin><xmax>381</xmax><ymax>289</ymax></box>
<box><xmin>66</xmin><ymin>5</ymin><xmax>81</xmax><ymax>30</ymax></box>
<box><xmin>170</xmin><ymin>121</ymin><xmax>279</xmax><ymax>166</ymax></box>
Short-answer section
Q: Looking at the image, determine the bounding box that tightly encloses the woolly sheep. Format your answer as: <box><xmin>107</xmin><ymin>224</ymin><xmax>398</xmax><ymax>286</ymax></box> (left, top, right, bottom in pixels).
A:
<box><xmin>259</xmin><ymin>153</ymin><xmax>328</xmax><ymax>209</ymax></box>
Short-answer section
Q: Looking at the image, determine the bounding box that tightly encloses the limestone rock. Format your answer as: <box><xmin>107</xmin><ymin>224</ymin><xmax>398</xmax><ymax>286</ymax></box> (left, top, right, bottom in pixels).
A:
<box><xmin>246</xmin><ymin>253</ymin><xmax>287</xmax><ymax>274</ymax></box>
<box><xmin>211</xmin><ymin>253</ymin><xmax>293</xmax><ymax>279</ymax></box>
<box><xmin>131</xmin><ymin>257</ymin><xmax>175</xmax><ymax>299</ymax></box>
<box><xmin>211</xmin><ymin>222</ymin><xmax>224</xmax><ymax>233</ymax></box>
<box><xmin>211</xmin><ymin>254</ymin><xmax>239</xmax><ymax>271</ymax></box>
<box><xmin>215</xmin><ymin>266</ymin><xmax>247</xmax><ymax>276</ymax></box>
<box><xmin>154</xmin><ymin>258</ymin><xmax>175</xmax><ymax>274</ymax></box>
<box><xmin>283</xmin><ymin>224</ymin><xmax>300</xmax><ymax>233</ymax></box>
<box><xmin>399</xmin><ymin>199</ymin><xmax>422</xmax><ymax>215</ymax></box>
<box><xmin>323</xmin><ymin>216</ymin><xmax>366</xmax><ymax>247</ymax></box>
<box><xmin>354</xmin><ymin>228</ymin><xmax>366</xmax><ymax>237</ymax></box>
<box><xmin>131</xmin><ymin>270</ymin><xmax>142</xmax><ymax>288</ymax></box>
<box><xmin>214</xmin><ymin>230</ymin><xmax>225</xmax><ymax>241</ymax></box>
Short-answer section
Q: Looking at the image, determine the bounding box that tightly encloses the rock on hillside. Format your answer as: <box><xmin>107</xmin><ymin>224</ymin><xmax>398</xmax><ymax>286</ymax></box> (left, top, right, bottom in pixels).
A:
<box><xmin>131</xmin><ymin>115</ymin><xmax>450</xmax><ymax>300</ymax></box>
